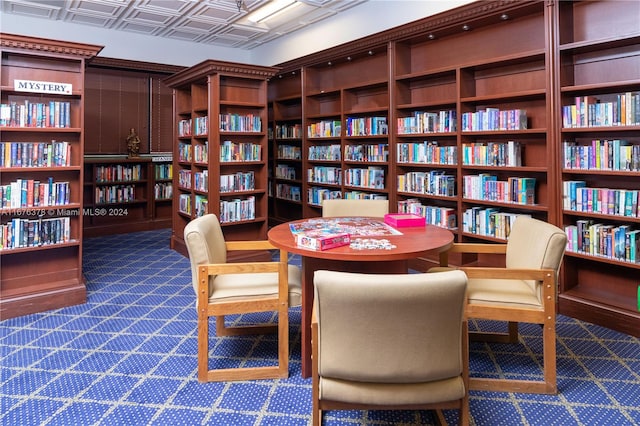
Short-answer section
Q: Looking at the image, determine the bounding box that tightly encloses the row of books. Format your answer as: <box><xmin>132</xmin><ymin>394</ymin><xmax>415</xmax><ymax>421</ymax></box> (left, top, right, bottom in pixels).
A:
<box><xmin>194</xmin><ymin>116</ymin><xmax>208</xmax><ymax>136</ymax></box>
<box><xmin>95</xmin><ymin>185</ymin><xmax>135</xmax><ymax>204</ymax></box>
<box><xmin>343</xmin><ymin>191</ymin><xmax>387</xmax><ymax>200</ymax></box>
<box><xmin>397</xmin><ymin>110</ymin><xmax>457</xmax><ymax>134</ymax></box>
<box><xmin>462</xmin><ymin>208</ymin><xmax>530</xmax><ymax>240</ymax></box>
<box><xmin>460</xmin><ymin>108</ymin><xmax>528</xmax><ymax>132</ymax></box>
<box><xmin>275</xmin><ymin>164</ymin><xmax>297</xmax><ymax>180</ymax></box>
<box><xmin>308</xmin><ymin>144</ymin><xmax>341</xmax><ymax>161</ymax></box>
<box><xmin>0</xmin><ymin>100</ymin><xmax>72</xmax><ymax>128</ymax></box>
<box><xmin>0</xmin><ymin>217</ymin><xmax>71</xmax><ymax>250</ymax></box>
<box><xmin>154</xmin><ymin>163</ymin><xmax>173</xmax><ymax>180</ymax></box>
<box><xmin>562</xmin><ymin>140</ymin><xmax>640</xmax><ymax>171</ymax></box>
<box><xmin>307</xmin><ymin>120</ymin><xmax>341</xmax><ymax>138</ymax></box>
<box><xmin>463</xmin><ymin>174</ymin><xmax>536</xmax><ymax>205</ymax></box>
<box><xmin>565</xmin><ymin>220</ymin><xmax>639</xmax><ymax>263</ymax></box>
<box><xmin>344</xmin><ymin>144</ymin><xmax>388</xmax><ymax>162</ymax></box>
<box><xmin>194</xmin><ymin>142</ymin><xmax>208</xmax><ymax>163</ymax></box>
<box><xmin>178</xmin><ymin>119</ymin><xmax>192</xmax><ymax>137</ymax></box>
<box><xmin>194</xmin><ymin>170</ymin><xmax>207</xmax><ymax>192</ymax></box>
<box><xmin>277</xmin><ymin>145</ymin><xmax>302</xmax><ymax>160</ymax></box>
<box><xmin>397</xmin><ymin>199</ymin><xmax>457</xmax><ymax>229</ymax></box>
<box><xmin>562</xmin><ymin>93</ymin><xmax>640</xmax><ymax>128</ymax></box>
<box><xmin>1</xmin><ymin>141</ymin><xmax>71</xmax><ymax>168</ymax></box>
<box><xmin>154</xmin><ymin>182</ymin><xmax>172</xmax><ymax>200</ymax></box>
<box><xmin>274</xmin><ymin>123</ymin><xmax>302</xmax><ymax>139</ymax></box>
<box><xmin>1</xmin><ymin>178</ymin><xmax>70</xmax><ymax>209</ymax></box>
<box><xmin>178</xmin><ymin>143</ymin><xmax>193</xmax><ymax>162</ymax></box>
<box><xmin>307</xmin><ymin>166</ymin><xmax>341</xmax><ymax>185</ymax></box>
<box><xmin>179</xmin><ymin>170</ymin><xmax>192</xmax><ymax>189</ymax></box>
<box><xmin>219</xmin><ymin>196</ymin><xmax>255</xmax><ymax>223</ymax></box>
<box><xmin>396</xmin><ymin>141</ymin><xmax>457</xmax><ymax>165</ymax></box>
<box><xmin>220</xmin><ymin>141</ymin><xmax>261</xmax><ymax>162</ymax></box>
<box><xmin>343</xmin><ymin>167</ymin><xmax>385</xmax><ymax>189</ymax></box>
<box><xmin>345</xmin><ymin>116</ymin><xmax>388</xmax><ymax>136</ymax></box>
<box><xmin>562</xmin><ymin>181</ymin><xmax>639</xmax><ymax>218</ymax></box>
<box><xmin>461</xmin><ymin>141</ymin><xmax>522</xmax><ymax>167</ymax></box>
<box><xmin>195</xmin><ymin>195</ymin><xmax>208</xmax><ymax>217</ymax></box>
<box><xmin>219</xmin><ymin>113</ymin><xmax>261</xmax><ymax>132</ymax></box>
<box><xmin>220</xmin><ymin>171</ymin><xmax>255</xmax><ymax>193</ymax></box>
<box><xmin>95</xmin><ymin>164</ymin><xmax>143</xmax><ymax>183</ymax></box>
<box><xmin>276</xmin><ymin>183</ymin><xmax>301</xmax><ymax>201</ymax></box>
<box><xmin>178</xmin><ymin>194</ymin><xmax>191</xmax><ymax>215</ymax></box>
<box><xmin>397</xmin><ymin>171</ymin><xmax>456</xmax><ymax>197</ymax></box>
<box><xmin>307</xmin><ymin>187</ymin><xmax>342</xmax><ymax>205</ymax></box>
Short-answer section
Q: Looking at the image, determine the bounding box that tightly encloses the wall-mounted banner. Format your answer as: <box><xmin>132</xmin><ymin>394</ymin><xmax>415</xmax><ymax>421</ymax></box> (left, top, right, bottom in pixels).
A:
<box><xmin>14</xmin><ymin>79</ymin><xmax>72</xmax><ymax>95</ymax></box>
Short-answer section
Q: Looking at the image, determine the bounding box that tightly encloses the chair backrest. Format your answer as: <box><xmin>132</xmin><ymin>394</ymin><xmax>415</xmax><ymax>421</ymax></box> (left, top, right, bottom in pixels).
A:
<box><xmin>313</xmin><ymin>269</ymin><xmax>467</xmax><ymax>384</ymax></box>
<box><xmin>183</xmin><ymin>214</ymin><xmax>228</xmax><ymax>295</ymax></box>
<box><xmin>506</xmin><ymin>216</ymin><xmax>567</xmax><ymax>273</ymax></box>
<box><xmin>321</xmin><ymin>199</ymin><xmax>389</xmax><ymax>217</ymax></box>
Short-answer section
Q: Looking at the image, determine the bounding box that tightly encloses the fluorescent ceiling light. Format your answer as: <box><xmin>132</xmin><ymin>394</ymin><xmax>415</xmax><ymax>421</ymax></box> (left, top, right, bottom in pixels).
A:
<box><xmin>247</xmin><ymin>0</ymin><xmax>300</xmax><ymax>24</ymax></box>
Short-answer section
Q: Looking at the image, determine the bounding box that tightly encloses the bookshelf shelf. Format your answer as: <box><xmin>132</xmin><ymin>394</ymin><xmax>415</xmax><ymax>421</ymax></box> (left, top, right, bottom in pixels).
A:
<box><xmin>166</xmin><ymin>60</ymin><xmax>278</xmax><ymax>258</ymax></box>
<box><xmin>0</xmin><ymin>33</ymin><xmax>102</xmax><ymax>319</ymax></box>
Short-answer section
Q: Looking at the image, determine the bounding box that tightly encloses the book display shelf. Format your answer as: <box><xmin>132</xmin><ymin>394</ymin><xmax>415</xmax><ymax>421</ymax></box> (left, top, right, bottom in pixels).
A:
<box><xmin>0</xmin><ymin>34</ymin><xmax>102</xmax><ymax>319</ymax></box>
<box><xmin>302</xmin><ymin>49</ymin><xmax>391</xmax><ymax>218</ymax></box>
<box><xmin>82</xmin><ymin>155</ymin><xmax>172</xmax><ymax>237</ymax></box>
<box><xmin>554</xmin><ymin>0</ymin><xmax>640</xmax><ymax>336</ymax></box>
<box><xmin>165</xmin><ymin>60</ymin><xmax>278</xmax><ymax>259</ymax></box>
<box><xmin>270</xmin><ymin>1</ymin><xmax>639</xmax><ymax>336</ymax></box>
<box><xmin>268</xmin><ymin>70</ymin><xmax>303</xmax><ymax>226</ymax></box>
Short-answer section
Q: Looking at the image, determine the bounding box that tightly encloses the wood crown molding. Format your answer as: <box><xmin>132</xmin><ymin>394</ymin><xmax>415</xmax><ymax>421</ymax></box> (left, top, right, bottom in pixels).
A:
<box><xmin>165</xmin><ymin>59</ymin><xmax>280</xmax><ymax>88</ymax></box>
<box><xmin>0</xmin><ymin>33</ymin><xmax>103</xmax><ymax>59</ymax></box>
<box><xmin>89</xmin><ymin>57</ymin><xmax>185</xmax><ymax>74</ymax></box>
<box><xmin>275</xmin><ymin>0</ymin><xmax>543</xmax><ymax>74</ymax></box>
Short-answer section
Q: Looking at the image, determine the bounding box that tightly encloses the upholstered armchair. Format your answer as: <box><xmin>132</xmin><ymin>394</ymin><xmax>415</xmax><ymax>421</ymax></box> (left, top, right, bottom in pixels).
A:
<box><xmin>435</xmin><ymin>215</ymin><xmax>567</xmax><ymax>394</ymax></box>
<box><xmin>184</xmin><ymin>214</ymin><xmax>302</xmax><ymax>382</ymax></box>
<box><xmin>312</xmin><ymin>270</ymin><xmax>469</xmax><ymax>426</ymax></box>
<box><xmin>321</xmin><ymin>198</ymin><xmax>389</xmax><ymax>217</ymax></box>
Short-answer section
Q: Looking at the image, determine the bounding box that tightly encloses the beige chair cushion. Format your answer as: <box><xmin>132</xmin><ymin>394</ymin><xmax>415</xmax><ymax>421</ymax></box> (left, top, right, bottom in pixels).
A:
<box><xmin>212</xmin><ymin>267</ymin><xmax>302</xmax><ymax>307</ymax></box>
<box><xmin>321</xmin><ymin>199</ymin><xmax>389</xmax><ymax>217</ymax></box>
<box><xmin>313</xmin><ymin>269</ymin><xmax>467</xmax><ymax>404</ymax></box>
<box><xmin>184</xmin><ymin>214</ymin><xmax>228</xmax><ymax>296</ymax></box>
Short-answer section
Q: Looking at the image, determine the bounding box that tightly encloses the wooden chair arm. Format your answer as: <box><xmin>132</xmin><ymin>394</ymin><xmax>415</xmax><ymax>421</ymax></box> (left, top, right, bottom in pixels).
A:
<box><xmin>225</xmin><ymin>240</ymin><xmax>275</xmax><ymax>251</ymax></box>
<box><xmin>446</xmin><ymin>242</ymin><xmax>508</xmax><ymax>254</ymax></box>
<box><xmin>439</xmin><ymin>242</ymin><xmax>507</xmax><ymax>267</ymax></box>
<box><xmin>200</xmin><ymin>262</ymin><xmax>280</xmax><ymax>276</ymax></box>
<box><xmin>457</xmin><ymin>267</ymin><xmax>555</xmax><ymax>281</ymax></box>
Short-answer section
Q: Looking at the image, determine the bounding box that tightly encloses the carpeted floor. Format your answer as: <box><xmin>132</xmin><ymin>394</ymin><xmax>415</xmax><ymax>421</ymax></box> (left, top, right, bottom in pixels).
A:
<box><xmin>1</xmin><ymin>228</ymin><xmax>639</xmax><ymax>425</ymax></box>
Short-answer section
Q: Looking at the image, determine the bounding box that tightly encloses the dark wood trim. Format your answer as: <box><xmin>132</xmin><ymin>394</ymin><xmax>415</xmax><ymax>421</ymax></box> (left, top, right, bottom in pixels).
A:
<box><xmin>0</xmin><ymin>32</ymin><xmax>103</xmax><ymax>58</ymax></box>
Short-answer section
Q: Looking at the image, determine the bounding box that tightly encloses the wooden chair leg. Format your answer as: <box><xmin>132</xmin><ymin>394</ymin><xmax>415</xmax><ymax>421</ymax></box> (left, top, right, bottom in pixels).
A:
<box><xmin>198</xmin><ymin>312</ymin><xmax>209</xmax><ymax>382</ymax></box>
<box><xmin>543</xmin><ymin>316</ymin><xmax>557</xmax><ymax>394</ymax></box>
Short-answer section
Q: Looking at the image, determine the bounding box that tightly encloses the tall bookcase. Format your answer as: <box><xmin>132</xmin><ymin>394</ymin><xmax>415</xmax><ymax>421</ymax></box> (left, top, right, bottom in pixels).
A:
<box><xmin>554</xmin><ymin>0</ymin><xmax>640</xmax><ymax>336</ymax></box>
<box><xmin>302</xmin><ymin>48</ymin><xmax>391</xmax><ymax>217</ymax></box>
<box><xmin>0</xmin><ymin>34</ymin><xmax>102</xmax><ymax>319</ymax></box>
<box><xmin>268</xmin><ymin>70</ymin><xmax>303</xmax><ymax>226</ymax></box>
<box><xmin>165</xmin><ymin>60</ymin><xmax>278</xmax><ymax>259</ymax></box>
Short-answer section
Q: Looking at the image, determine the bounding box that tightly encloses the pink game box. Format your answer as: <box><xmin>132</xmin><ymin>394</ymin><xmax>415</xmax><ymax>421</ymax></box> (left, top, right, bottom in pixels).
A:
<box><xmin>384</xmin><ymin>213</ymin><xmax>426</xmax><ymax>227</ymax></box>
<box><xmin>295</xmin><ymin>232</ymin><xmax>351</xmax><ymax>251</ymax></box>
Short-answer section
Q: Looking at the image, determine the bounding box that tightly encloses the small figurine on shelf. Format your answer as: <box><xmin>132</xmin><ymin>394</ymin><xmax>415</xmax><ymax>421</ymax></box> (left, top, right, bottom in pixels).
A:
<box><xmin>126</xmin><ymin>127</ymin><xmax>140</xmax><ymax>158</ymax></box>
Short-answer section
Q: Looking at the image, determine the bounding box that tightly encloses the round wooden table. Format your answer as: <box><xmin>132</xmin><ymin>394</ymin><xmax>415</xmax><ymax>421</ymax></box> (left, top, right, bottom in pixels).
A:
<box><xmin>268</xmin><ymin>217</ymin><xmax>455</xmax><ymax>378</ymax></box>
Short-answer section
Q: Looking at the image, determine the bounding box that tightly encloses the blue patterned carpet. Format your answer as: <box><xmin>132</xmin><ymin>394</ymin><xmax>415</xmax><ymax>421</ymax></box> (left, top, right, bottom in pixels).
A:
<box><xmin>1</xmin><ymin>228</ymin><xmax>639</xmax><ymax>425</ymax></box>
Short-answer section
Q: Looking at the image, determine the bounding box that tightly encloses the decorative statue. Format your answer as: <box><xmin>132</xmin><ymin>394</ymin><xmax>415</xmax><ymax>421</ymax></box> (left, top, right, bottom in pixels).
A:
<box><xmin>126</xmin><ymin>127</ymin><xmax>140</xmax><ymax>158</ymax></box>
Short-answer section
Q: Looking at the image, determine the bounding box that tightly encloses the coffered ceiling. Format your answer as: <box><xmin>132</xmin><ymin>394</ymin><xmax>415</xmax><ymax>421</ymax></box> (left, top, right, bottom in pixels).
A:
<box><xmin>1</xmin><ymin>0</ymin><xmax>368</xmax><ymax>50</ymax></box>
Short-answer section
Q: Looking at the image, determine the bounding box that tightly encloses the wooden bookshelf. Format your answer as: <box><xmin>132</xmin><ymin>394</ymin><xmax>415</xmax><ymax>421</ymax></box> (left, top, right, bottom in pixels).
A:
<box><xmin>82</xmin><ymin>155</ymin><xmax>172</xmax><ymax>237</ymax></box>
<box><xmin>554</xmin><ymin>0</ymin><xmax>640</xmax><ymax>336</ymax></box>
<box><xmin>269</xmin><ymin>1</ymin><xmax>639</xmax><ymax>335</ymax></box>
<box><xmin>165</xmin><ymin>60</ymin><xmax>279</xmax><ymax>260</ymax></box>
<box><xmin>0</xmin><ymin>34</ymin><xmax>102</xmax><ymax>319</ymax></box>
<box><xmin>302</xmin><ymin>48</ymin><xmax>391</xmax><ymax>217</ymax></box>
<box><xmin>268</xmin><ymin>70</ymin><xmax>303</xmax><ymax>226</ymax></box>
